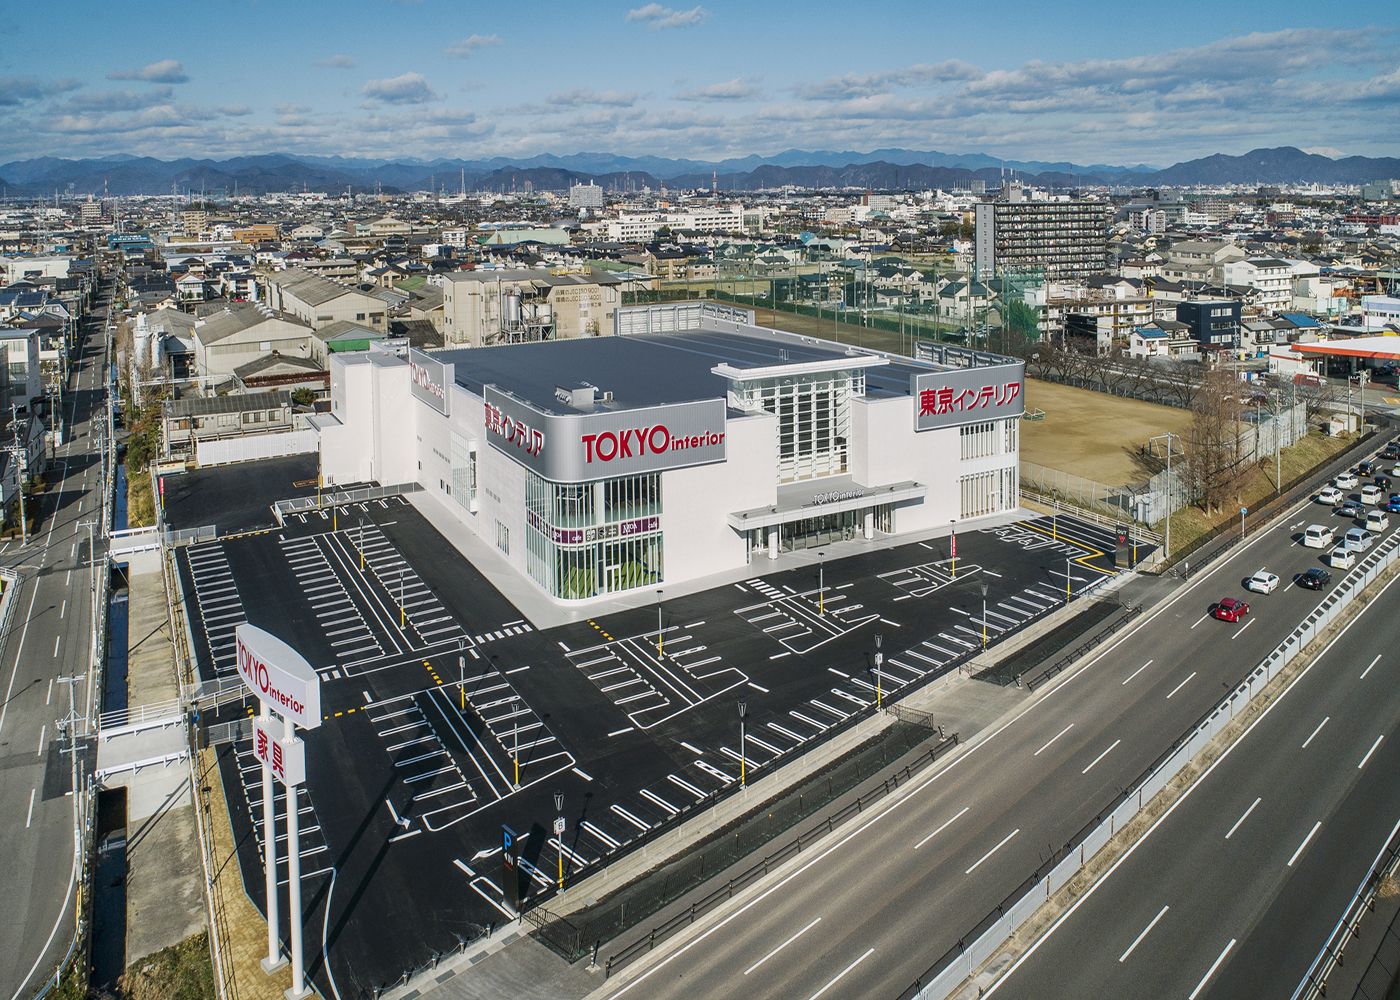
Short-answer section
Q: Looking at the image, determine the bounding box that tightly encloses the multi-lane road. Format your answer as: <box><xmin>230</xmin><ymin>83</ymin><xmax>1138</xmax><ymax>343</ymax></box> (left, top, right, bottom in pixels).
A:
<box><xmin>988</xmin><ymin>568</ymin><xmax>1400</xmax><ymax>1000</ymax></box>
<box><xmin>596</xmin><ymin>450</ymin><xmax>1399</xmax><ymax>1000</ymax></box>
<box><xmin>0</xmin><ymin>278</ymin><xmax>112</xmax><ymax>1000</ymax></box>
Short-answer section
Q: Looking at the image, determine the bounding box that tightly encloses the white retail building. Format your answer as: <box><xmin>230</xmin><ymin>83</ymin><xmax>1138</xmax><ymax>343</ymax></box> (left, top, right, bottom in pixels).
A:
<box><xmin>317</xmin><ymin>303</ymin><xmax>1023</xmax><ymax>604</ymax></box>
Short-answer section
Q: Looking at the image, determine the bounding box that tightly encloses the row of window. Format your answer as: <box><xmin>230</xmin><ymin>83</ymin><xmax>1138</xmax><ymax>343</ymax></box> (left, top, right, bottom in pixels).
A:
<box><xmin>959</xmin><ymin>465</ymin><xmax>1019</xmax><ymax>520</ymax></box>
<box><xmin>958</xmin><ymin>418</ymin><xmax>1019</xmax><ymax>460</ymax></box>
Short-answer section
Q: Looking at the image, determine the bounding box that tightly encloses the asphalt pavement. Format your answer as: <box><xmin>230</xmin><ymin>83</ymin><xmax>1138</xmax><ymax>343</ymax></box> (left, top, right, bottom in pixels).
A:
<box><xmin>591</xmin><ymin>451</ymin><xmax>1400</xmax><ymax>1000</ymax></box>
<box><xmin>984</xmin><ymin>564</ymin><xmax>1400</xmax><ymax>1000</ymax></box>
<box><xmin>0</xmin><ymin>279</ymin><xmax>113</xmax><ymax>1000</ymax></box>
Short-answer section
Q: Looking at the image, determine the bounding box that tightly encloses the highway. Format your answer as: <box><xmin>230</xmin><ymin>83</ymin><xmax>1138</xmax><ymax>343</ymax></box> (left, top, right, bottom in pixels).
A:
<box><xmin>986</xmin><ymin>568</ymin><xmax>1400</xmax><ymax>1000</ymax></box>
<box><xmin>594</xmin><ymin>452</ymin><xmax>1398</xmax><ymax>1000</ymax></box>
<box><xmin>0</xmin><ymin>276</ymin><xmax>112</xmax><ymax>1000</ymax></box>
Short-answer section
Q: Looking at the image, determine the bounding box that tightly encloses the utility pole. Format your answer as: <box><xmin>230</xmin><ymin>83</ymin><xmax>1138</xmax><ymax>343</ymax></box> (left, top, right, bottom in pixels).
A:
<box><xmin>9</xmin><ymin>404</ymin><xmax>28</xmax><ymax>544</ymax></box>
<box><xmin>1149</xmin><ymin>431</ymin><xmax>1185</xmax><ymax>559</ymax></box>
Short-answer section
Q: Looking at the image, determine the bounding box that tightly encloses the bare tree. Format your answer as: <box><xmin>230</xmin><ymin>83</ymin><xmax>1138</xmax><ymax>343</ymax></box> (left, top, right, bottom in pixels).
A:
<box><xmin>1187</xmin><ymin>368</ymin><xmax>1249</xmax><ymax>514</ymax></box>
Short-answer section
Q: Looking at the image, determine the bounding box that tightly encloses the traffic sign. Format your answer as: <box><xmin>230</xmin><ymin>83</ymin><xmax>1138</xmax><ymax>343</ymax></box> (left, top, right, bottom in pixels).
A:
<box><xmin>554</xmin><ymin>817</ymin><xmax>566</xmax><ymax>836</ymax></box>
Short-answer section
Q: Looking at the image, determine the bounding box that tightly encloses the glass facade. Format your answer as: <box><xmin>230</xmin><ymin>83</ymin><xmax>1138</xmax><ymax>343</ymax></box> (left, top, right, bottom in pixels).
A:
<box><xmin>732</xmin><ymin>371</ymin><xmax>860</xmax><ymax>483</ymax></box>
<box><xmin>524</xmin><ymin>470</ymin><xmax>664</xmax><ymax>600</ymax></box>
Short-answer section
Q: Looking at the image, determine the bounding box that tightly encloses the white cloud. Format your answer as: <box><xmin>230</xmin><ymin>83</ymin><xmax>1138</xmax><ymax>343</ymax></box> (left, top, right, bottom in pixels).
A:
<box><xmin>316</xmin><ymin>54</ymin><xmax>356</xmax><ymax>70</ymax></box>
<box><xmin>64</xmin><ymin>87</ymin><xmax>175</xmax><ymax>112</ymax></box>
<box><xmin>796</xmin><ymin>61</ymin><xmax>983</xmax><ymax>100</ymax></box>
<box><xmin>0</xmin><ymin>76</ymin><xmax>81</xmax><ymax>106</ymax></box>
<box><xmin>362</xmin><ymin>72</ymin><xmax>438</xmax><ymax>104</ymax></box>
<box><xmin>625</xmin><ymin>4</ymin><xmax>707</xmax><ymax>30</ymax></box>
<box><xmin>107</xmin><ymin>59</ymin><xmax>190</xmax><ymax>84</ymax></box>
<box><xmin>548</xmin><ymin>88</ymin><xmax>639</xmax><ymax>108</ymax></box>
<box><xmin>677</xmin><ymin>78</ymin><xmax>758</xmax><ymax>102</ymax></box>
<box><xmin>444</xmin><ymin>34</ymin><xmax>502</xmax><ymax>58</ymax></box>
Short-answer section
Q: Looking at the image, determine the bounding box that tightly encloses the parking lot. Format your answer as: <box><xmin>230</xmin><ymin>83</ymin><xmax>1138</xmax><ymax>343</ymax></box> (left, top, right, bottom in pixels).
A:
<box><xmin>182</xmin><ymin>495</ymin><xmax>1130</xmax><ymax>992</ymax></box>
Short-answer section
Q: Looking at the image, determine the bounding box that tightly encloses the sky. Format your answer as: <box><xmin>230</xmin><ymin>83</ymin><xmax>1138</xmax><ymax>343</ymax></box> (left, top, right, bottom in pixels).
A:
<box><xmin>1</xmin><ymin>0</ymin><xmax>1398</xmax><ymax>167</ymax></box>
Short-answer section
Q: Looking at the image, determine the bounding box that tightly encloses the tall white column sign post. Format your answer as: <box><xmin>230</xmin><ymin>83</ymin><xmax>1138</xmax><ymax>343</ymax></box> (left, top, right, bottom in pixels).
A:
<box><xmin>236</xmin><ymin>624</ymin><xmax>322</xmax><ymax>1000</ymax></box>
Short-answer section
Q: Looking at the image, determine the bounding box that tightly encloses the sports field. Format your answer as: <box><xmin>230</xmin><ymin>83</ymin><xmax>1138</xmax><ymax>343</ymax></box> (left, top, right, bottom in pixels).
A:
<box><xmin>1020</xmin><ymin>378</ymin><xmax>1193</xmax><ymax>485</ymax></box>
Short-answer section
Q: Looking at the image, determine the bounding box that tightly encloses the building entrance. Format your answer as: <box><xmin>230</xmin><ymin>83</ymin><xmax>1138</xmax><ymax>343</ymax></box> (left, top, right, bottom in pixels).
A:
<box><xmin>780</xmin><ymin>509</ymin><xmax>860</xmax><ymax>552</ymax></box>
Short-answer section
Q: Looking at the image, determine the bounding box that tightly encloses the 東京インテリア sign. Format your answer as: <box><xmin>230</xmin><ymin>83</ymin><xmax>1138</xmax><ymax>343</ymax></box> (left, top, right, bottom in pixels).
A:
<box><xmin>911</xmin><ymin>361</ymin><xmax>1025</xmax><ymax>431</ymax></box>
<box><xmin>235</xmin><ymin>624</ymin><xmax>323</xmax><ymax>731</ymax></box>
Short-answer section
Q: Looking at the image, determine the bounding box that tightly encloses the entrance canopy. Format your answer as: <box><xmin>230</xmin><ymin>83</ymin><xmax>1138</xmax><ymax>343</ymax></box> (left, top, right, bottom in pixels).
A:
<box><xmin>1292</xmin><ymin>336</ymin><xmax>1400</xmax><ymax>361</ymax></box>
<box><xmin>728</xmin><ymin>476</ymin><xmax>926</xmax><ymax>530</ymax></box>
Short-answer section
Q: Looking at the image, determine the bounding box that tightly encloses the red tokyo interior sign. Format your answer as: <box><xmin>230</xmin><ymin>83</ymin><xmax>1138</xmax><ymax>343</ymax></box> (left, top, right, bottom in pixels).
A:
<box><xmin>581</xmin><ymin>426</ymin><xmax>724</xmax><ymax>464</ymax></box>
<box><xmin>484</xmin><ymin>400</ymin><xmax>545</xmax><ymax>457</ymax></box>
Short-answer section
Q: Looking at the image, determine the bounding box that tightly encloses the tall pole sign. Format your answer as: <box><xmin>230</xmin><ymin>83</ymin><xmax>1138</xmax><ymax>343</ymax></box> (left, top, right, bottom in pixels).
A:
<box><xmin>237</xmin><ymin>624</ymin><xmax>322</xmax><ymax>1000</ymax></box>
<box><xmin>502</xmin><ymin>825</ymin><xmax>521</xmax><ymax>913</ymax></box>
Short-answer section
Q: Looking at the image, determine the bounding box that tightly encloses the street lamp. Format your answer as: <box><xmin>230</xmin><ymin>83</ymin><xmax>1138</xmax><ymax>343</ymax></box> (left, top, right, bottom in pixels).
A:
<box><xmin>656</xmin><ymin>588</ymin><xmax>664</xmax><ymax>659</ymax></box>
<box><xmin>817</xmin><ymin>550</ymin><xmax>825</xmax><ymax>615</ymax></box>
<box><xmin>358</xmin><ymin>517</ymin><xmax>366</xmax><ymax>570</ymax></box>
<box><xmin>950</xmin><ymin>520</ymin><xmax>958</xmax><ymax>579</ymax></box>
<box><xmin>457</xmin><ymin>639</ymin><xmax>466</xmax><ymax>711</ymax></box>
<box><xmin>1065</xmin><ymin>557</ymin><xmax>1072</xmax><ymax>604</ymax></box>
<box><xmin>873</xmin><ymin>634</ymin><xmax>883</xmax><ymax>709</ymax></box>
<box><xmin>738</xmin><ymin>701</ymin><xmax>748</xmax><ymax>788</ymax></box>
<box><xmin>553</xmin><ymin>790</ymin><xmax>566</xmax><ymax>890</ymax></box>
<box><xmin>511</xmin><ymin>695</ymin><xmax>521</xmax><ymax>789</ymax></box>
<box><xmin>1239</xmin><ymin>506</ymin><xmax>1247</xmax><ymax>544</ymax></box>
<box><xmin>980</xmin><ymin>583</ymin><xmax>989</xmax><ymax>649</ymax></box>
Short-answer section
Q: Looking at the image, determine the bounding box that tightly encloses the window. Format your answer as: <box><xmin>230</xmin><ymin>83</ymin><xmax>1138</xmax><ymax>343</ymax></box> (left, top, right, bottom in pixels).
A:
<box><xmin>496</xmin><ymin>521</ymin><xmax>510</xmax><ymax>555</ymax></box>
<box><xmin>356</xmin><ymin>313</ymin><xmax>366</xmax><ymax>321</ymax></box>
<box><xmin>733</xmin><ymin>371</ymin><xmax>855</xmax><ymax>482</ymax></box>
<box><xmin>524</xmin><ymin>471</ymin><xmax>663</xmax><ymax>599</ymax></box>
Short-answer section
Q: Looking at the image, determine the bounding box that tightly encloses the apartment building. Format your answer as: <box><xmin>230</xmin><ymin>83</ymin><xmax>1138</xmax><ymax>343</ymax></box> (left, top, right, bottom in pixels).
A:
<box><xmin>440</xmin><ymin>268</ymin><xmax>625</xmax><ymax>346</ymax></box>
<box><xmin>264</xmin><ymin>266</ymin><xmax>388</xmax><ymax>332</ymax></box>
<box><xmin>1219</xmin><ymin>257</ymin><xmax>1292</xmax><ymax>312</ymax></box>
<box><xmin>973</xmin><ymin>191</ymin><xmax>1110</xmax><ymax>281</ymax></box>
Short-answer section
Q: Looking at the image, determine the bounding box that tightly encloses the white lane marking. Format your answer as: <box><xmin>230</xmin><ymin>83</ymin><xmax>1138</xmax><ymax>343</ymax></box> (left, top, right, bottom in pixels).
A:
<box><xmin>26</xmin><ymin>787</ymin><xmax>36</xmax><ymax>828</ymax></box>
<box><xmin>966</xmin><ymin>828</ymin><xmax>1019</xmax><ymax>875</ymax></box>
<box><xmin>1287</xmin><ymin>821</ymin><xmax>1323</xmax><ymax>867</ymax></box>
<box><xmin>1081</xmin><ymin>739</ymin><xmax>1121</xmax><ymax>775</ymax></box>
<box><xmin>747</xmin><ymin>682</ymin><xmax>770</xmax><ymax>693</ymax></box>
<box><xmin>1229</xmin><ymin>619</ymin><xmax>1255</xmax><ymax>640</ymax></box>
<box><xmin>1165</xmin><ymin>672</ymin><xmax>1197</xmax><ymax>700</ymax></box>
<box><xmin>1188</xmin><ymin>938</ymin><xmax>1236</xmax><ymax>999</ymax></box>
<box><xmin>743</xmin><ymin>916</ymin><xmax>822</xmax><ymax>976</ymax></box>
<box><xmin>52</xmin><ymin>635</ymin><xmax>60</xmax><ymax>657</ymax></box>
<box><xmin>1121</xmin><ymin>660</ymin><xmax>1152</xmax><ymax>685</ymax></box>
<box><xmin>1225</xmin><ymin>797</ymin><xmax>1261</xmax><ymax>840</ymax></box>
<box><xmin>37</xmin><ymin>724</ymin><xmax>46</xmax><ymax>756</ymax></box>
<box><xmin>1302</xmin><ymin>716</ymin><xmax>1330</xmax><ymax>749</ymax></box>
<box><xmin>59</xmin><ymin>600</ymin><xmax>66</xmax><ymax>619</ymax></box>
<box><xmin>607</xmin><ymin>727</ymin><xmax>634</xmax><ymax>737</ymax></box>
<box><xmin>1189</xmin><ymin>612</ymin><xmax>1210</xmax><ymax>629</ymax></box>
<box><xmin>1118</xmin><ymin>904</ymin><xmax>1169</xmax><ymax>963</ymax></box>
<box><xmin>1361</xmin><ymin>654</ymin><xmax>1381</xmax><ymax>679</ymax></box>
<box><xmin>679</xmin><ymin>741</ymin><xmax>702</xmax><ymax>755</ymax></box>
<box><xmin>1033</xmin><ymin>724</ymin><xmax>1074</xmax><ymax>757</ymax></box>
<box><xmin>807</xmin><ymin>947</ymin><xmax>874</xmax><ymax>1000</ymax></box>
<box><xmin>913</xmin><ymin>806</ymin><xmax>970</xmax><ymax>851</ymax></box>
<box><xmin>1359</xmin><ymin>735</ymin><xmax>1384</xmax><ymax>770</ymax></box>
<box><xmin>571</xmin><ymin>767</ymin><xmax>593</xmax><ymax>782</ymax></box>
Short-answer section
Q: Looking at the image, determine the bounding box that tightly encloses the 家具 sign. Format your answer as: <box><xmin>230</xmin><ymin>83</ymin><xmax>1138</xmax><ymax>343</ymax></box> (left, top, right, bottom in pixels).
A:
<box><xmin>483</xmin><ymin>386</ymin><xmax>727</xmax><ymax>482</ymax></box>
<box><xmin>252</xmin><ymin>715</ymin><xmax>307</xmax><ymax>786</ymax></box>
<box><xmin>911</xmin><ymin>361</ymin><xmax>1026</xmax><ymax>431</ymax></box>
<box><xmin>235</xmin><ymin>624</ymin><xmax>323</xmax><ymax>731</ymax></box>
<box><xmin>408</xmin><ymin>348</ymin><xmax>452</xmax><ymax>416</ymax></box>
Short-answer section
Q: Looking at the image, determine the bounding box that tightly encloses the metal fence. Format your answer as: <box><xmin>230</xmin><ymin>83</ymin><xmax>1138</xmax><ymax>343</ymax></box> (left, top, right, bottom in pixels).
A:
<box><xmin>903</xmin><ymin>529</ymin><xmax>1400</xmax><ymax>1000</ymax></box>
<box><xmin>1020</xmin><ymin>463</ymin><xmax>1152</xmax><ymax>525</ymax></box>
<box><xmin>272</xmin><ymin>482</ymin><xmax>422</xmax><ymax>525</ymax></box>
<box><xmin>164</xmin><ymin>524</ymin><xmax>217</xmax><ymax>548</ymax></box>
<box><xmin>196</xmin><ymin>428</ymin><xmax>318</xmax><ymax>467</ymax></box>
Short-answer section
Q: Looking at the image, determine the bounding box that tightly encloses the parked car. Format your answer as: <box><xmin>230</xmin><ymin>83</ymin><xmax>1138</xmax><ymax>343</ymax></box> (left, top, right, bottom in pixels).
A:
<box><xmin>1317</xmin><ymin>486</ymin><xmax>1344</xmax><ymax>505</ymax></box>
<box><xmin>1331</xmin><ymin>546</ymin><xmax>1357</xmax><ymax>569</ymax></box>
<box><xmin>1361</xmin><ymin>484</ymin><xmax>1384</xmax><ymax>505</ymax></box>
<box><xmin>1297</xmin><ymin>567</ymin><xmax>1332</xmax><ymax>590</ymax></box>
<box><xmin>1337</xmin><ymin>499</ymin><xmax>1365</xmax><ymax>519</ymax></box>
<box><xmin>1212</xmin><ymin>597</ymin><xmax>1250</xmax><ymax>622</ymax></box>
<box><xmin>1335</xmin><ymin>471</ymin><xmax>1359</xmax><ymax>489</ymax></box>
<box><xmin>1367</xmin><ymin>509</ymin><xmax>1390</xmax><ymax>532</ymax></box>
<box><xmin>1344</xmin><ymin>527</ymin><xmax>1374</xmax><ymax>552</ymax></box>
<box><xmin>1246</xmin><ymin>570</ymin><xmax>1280</xmax><ymax>593</ymax></box>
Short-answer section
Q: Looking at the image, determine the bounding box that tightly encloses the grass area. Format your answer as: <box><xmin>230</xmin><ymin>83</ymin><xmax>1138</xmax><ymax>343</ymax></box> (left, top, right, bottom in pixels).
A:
<box><xmin>127</xmin><ymin>467</ymin><xmax>155</xmax><ymax>528</ymax></box>
<box><xmin>120</xmin><ymin>933</ymin><xmax>214</xmax><ymax>1000</ymax></box>
<box><xmin>1020</xmin><ymin>378</ymin><xmax>1194</xmax><ymax>485</ymax></box>
<box><xmin>1164</xmin><ymin>429</ymin><xmax>1356</xmax><ymax>555</ymax></box>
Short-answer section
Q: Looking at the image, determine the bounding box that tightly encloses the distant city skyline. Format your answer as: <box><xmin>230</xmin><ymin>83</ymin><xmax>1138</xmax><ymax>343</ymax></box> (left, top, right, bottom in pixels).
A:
<box><xmin>2</xmin><ymin>0</ymin><xmax>1397</xmax><ymax>165</ymax></box>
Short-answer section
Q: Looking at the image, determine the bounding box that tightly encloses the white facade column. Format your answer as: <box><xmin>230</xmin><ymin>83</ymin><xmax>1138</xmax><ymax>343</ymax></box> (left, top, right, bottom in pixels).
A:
<box><xmin>285</xmin><ymin>714</ymin><xmax>310</xmax><ymax>999</ymax></box>
<box><xmin>259</xmin><ymin>709</ymin><xmax>284</xmax><ymax>973</ymax></box>
<box><xmin>863</xmin><ymin>511</ymin><xmax>874</xmax><ymax>540</ymax></box>
<box><xmin>766</xmin><ymin>525</ymin><xmax>779</xmax><ymax>559</ymax></box>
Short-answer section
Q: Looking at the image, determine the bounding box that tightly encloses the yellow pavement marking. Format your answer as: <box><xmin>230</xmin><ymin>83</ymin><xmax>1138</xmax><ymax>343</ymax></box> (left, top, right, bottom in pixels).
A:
<box><xmin>1021</xmin><ymin>519</ymin><xmax>1117</xmax><ymax>577</ymax></box>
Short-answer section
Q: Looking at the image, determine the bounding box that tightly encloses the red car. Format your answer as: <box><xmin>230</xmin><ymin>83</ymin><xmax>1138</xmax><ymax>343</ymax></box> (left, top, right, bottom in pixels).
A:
<box><xmin>1212</xmin><ymin>597</ymin><xmax>1250</xmax><ymax>622</ymax></box>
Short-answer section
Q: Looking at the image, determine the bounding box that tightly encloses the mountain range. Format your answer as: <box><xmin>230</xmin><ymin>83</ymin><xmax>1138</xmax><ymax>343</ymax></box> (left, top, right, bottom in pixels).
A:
<box><xmin>1</xmin><ymin>146</ymin><xmax>1396</xmax><ymax>197</ymax></box>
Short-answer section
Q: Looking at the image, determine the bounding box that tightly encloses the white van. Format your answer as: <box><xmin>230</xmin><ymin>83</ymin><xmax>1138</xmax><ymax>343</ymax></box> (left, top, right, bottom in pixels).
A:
<box><xmin>1344</xmin><ymin>527</ymin><xmax>1374</xmax><ymax>552</ymax></box>
<box><xmin>1366</xmin><ymin>509</ymin><xmax>1390</xmax><ymax>533</ymax></box>
<box><xmin>1361</xmin><ymin>484</ymin><xmax>1384</xmax><ymax>506</ymax></box>
<box><xmin>1330</xmin><ymin>546</ymin><xmax>1356</xmax><ymax>569</ymax></box>
<box><xmin>1303</xmin><ymin>524</ymin><xmax>1334</xmax><ymax>548</ymax></box>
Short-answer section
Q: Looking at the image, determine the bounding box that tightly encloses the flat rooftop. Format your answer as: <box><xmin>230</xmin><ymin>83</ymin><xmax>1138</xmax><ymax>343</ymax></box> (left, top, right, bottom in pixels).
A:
<box><xmin>445</xmin><ymin>324</ymin><xmax>945</xmax><ymax>415</ymax></box>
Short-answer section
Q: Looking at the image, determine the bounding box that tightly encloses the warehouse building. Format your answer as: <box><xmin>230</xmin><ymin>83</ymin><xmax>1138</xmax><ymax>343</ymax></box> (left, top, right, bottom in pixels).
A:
<box><xmin>318</xmin><ymin>303</ymin><xmax>1023</xmax><ymax>604</ymax></box>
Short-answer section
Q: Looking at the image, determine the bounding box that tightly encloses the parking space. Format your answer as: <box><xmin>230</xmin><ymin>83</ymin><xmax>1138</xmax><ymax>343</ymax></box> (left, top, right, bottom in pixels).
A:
<box><xmin>191</xmin><ymin>499</ymin><xmax>1132</xmax><ymax>993</ymax></box>
<box><xmin>229</xmin><ymin>740</ymin><xmax>333</xmax><ymax>888</ymax></box>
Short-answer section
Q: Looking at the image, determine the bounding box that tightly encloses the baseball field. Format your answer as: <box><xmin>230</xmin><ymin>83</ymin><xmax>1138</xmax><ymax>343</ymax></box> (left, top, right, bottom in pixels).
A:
<box><xmin>1020</xmin><ymin>377</ymin><xmax>1194</xmax><ymax>486</ymax></box>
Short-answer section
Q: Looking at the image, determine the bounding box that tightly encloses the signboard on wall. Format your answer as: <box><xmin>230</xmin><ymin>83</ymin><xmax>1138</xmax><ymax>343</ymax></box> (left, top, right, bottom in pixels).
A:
<box><xmin>235</xmin><ymin>624</ymin><xmax>323</xmax><ymax>730</ymax></box>
<box><xmin>911</xmin><ymin>361</ymin><xmax>1025</xmax><ymax>431</ymax></box>
<box><xmin>484</xmin><ymin>386</ymin><xmax>727</xmax><ymax>482</ymax></box>
<box><xmin>408</xmin><ymin>348</ymin><xmax>452</xmax><ymax>416</ymax></box>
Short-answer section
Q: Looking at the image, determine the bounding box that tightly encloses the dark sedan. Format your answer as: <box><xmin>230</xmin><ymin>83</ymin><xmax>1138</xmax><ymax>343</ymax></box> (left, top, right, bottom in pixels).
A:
<box><xmin>1297</xmin><ymin>567</ymin><xmax>1332</xmax><ymax>591</ymax></box>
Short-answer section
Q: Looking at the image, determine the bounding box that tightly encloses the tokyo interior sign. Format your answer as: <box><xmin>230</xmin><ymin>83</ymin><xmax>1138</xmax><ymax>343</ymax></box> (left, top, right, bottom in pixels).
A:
<box><xmin>408</xmin><ymin>347</ymin><xmax>452</xmax><ymax>416</ymax></box>
<box><xmin>235</xmin><ymin>623</ymin><xmax>323</xmax><ymax>730</ymax></box>
<box><xmin>483</xmin><ymin>386</ymin><xmax>727</xmax><ymax>482</ymax></box>
<box><xmin>911</xmin><ymin>361</ymin><xmax>1025</xmax><ymax>431</ymax></box>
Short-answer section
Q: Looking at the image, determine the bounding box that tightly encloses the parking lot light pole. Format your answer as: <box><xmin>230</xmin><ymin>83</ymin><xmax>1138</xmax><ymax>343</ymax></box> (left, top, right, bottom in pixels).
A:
<box><xmin>399</xmin><ymin>568</ymin><xmax>406</xmax><ymax>629</ymax></box>
<box><xmin>1240</xmin><ymin>506</ymin><xmax>1248</xmax><ymax>544</ymax></box>
<box><xmin>511</xmin><ymin>696</ymin><xmax>520</xmax><ymax>789</ymax></box>
<box><xmin>980</xmin><ymin>583</ymin><xmax>989</xmax><ymax>649</ymax></box>
<box><xmin>738</xmin><ymin>701</ymin><xmax>748</xmax><ymax>788</ymax></box>
<box><xmin>554</xmin><ymin>790</ymin><xmax>565</xmax><ymax>890</ymax></box>
<box><xmin>358</xmin><ymin>518</ymin><xmax>365</xmax><ymax>570</ymax></box>
<box><xmin>874</xmin><ymin>634</ymin><xmax>883</xmax><ymax>709</ymax></box>
<box><xmin>1065</xmin><ymin>558</ymin><xmax>1072</xmax><ymax>603</ymax></box>
<box><xmin>458</xmin><ymin>639</ymin><xmax>466</xmax><ymax>711</ymax></box>
<box><xmin>656</xmin><ymin>589</ymin><xmax>663</xmax><ymax>659</ymax></box>
<box><xmin>818</xmin><ymin>551</ymin><xmax>825</xmax><ymax>615</ymax></box>
<box><xmin>950</xmin><ymin>520</ymin><xmax>957</xmax><ymax>579</ymax></box>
